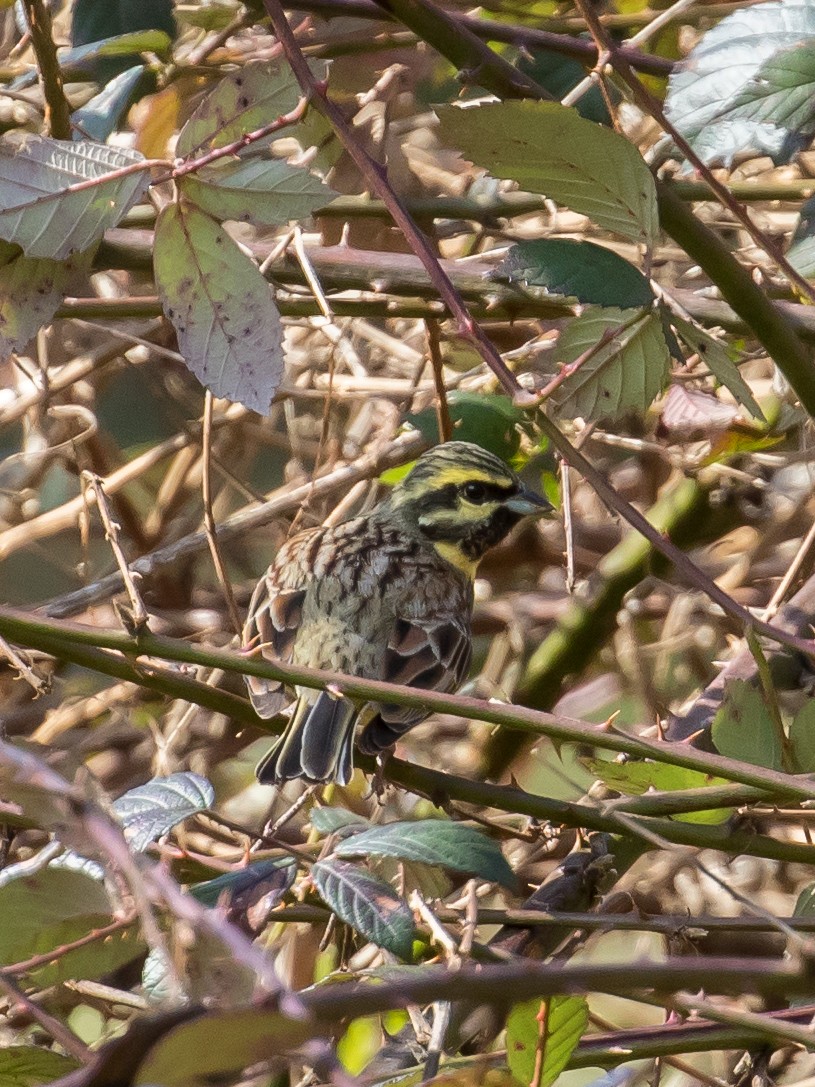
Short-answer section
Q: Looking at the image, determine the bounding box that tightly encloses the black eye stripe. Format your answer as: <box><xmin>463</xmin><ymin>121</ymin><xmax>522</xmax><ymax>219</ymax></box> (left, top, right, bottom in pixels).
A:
<box><xmin>460</xmin><ymin>481</ymin><xmax>515</xmax><ymax>503</ymax></box>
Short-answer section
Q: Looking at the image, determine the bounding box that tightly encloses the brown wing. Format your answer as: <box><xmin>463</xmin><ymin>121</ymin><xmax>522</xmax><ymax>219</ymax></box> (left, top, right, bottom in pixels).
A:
<box><xmin>243</xmin><ymin>527</ymin><xmax>323</xmax><ymax>718</ymax></box>
<box><xmin>357</xmin><ymin>613</ymin><xmax>472</xmax><ymax>755</ymax></box>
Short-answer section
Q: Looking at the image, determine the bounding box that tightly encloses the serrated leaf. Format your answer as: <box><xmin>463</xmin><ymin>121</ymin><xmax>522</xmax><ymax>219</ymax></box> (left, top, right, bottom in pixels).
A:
<box><xmin>730</xmin><ymin>41</ymin><xmax>815</xmax><ymax>131</ymax></box>
<box><xmin>180</xmin><ymin>158</ymin><xmax>335</xmax><ymax>227</ymax></box>
<box><xmin>506</xmin><ymin>995</ymin><xmax>589</xmax><ymax>1087</ymax></box>
<box><xmin>113</xmin><ymin>771</ymin><xmax>215</xmax><ymax>851</ymax></box>
<box><xmin>436</xmin><ymin>101</ymin><xmax>658</xmax><ymax>246</ymax></box>
<box><xmin>176</xmin><ymin>61</ymin><xmax>309</xmax><ymax>158</ymax></box>
<box><xmin>711</xmin><ymin>679</ymin><xmax>783</xmax><ymax>771</ymax></box>
<box><xmin>153</xmin><ymin>202</ymin><xmax>284</xmax><ymax>413</ymax></box>
<box><xmin>0</xmin><ymin>245</ymin><xmax>92</xmax><ymax>361</ymax></box>
<box><xmin>312</xmin><ymin>858</ymin><xmax>415</xmax><ymax>959</ymax></box>
<box><xmin>665</xmin><ymin>0</ymin><xmax>815</xmax><ymax>165</ymax></box>
<box><xmin>548</xmin><ymin>306</ymin><xmax>670</xmax><ymax>420</ymax></box>
<box><xmin>790</xmin><ymin>701</ymin><xmax>815</xmax><ymax>772</ymax></box>
<box><xmin>672</xmin><ymin>315</ymin><xmax>764</xmax><ymax>419</ymax></box>
<box><xmin>310</xmin><ymin>806</ymin><xmax>372</xmax><ymax>835</ymax></box>
<box><xmin>0</xmin><ymin>1047</ymin><xmax>80</xmax><ymax>1086</ymax></box>
<box><xmin>498</xmin><ymin>239</ymin><xmax>653</xmax><ymax>309</ymax></box>
<box><xmin>334</xmin><ymin>819</ymin><xmax>516</xmax><ymax>889</ymax></box>
<box><xmin>0</xmin><ymin>134</ymin><xmax>149</xmax><ymax>259</ymax></box>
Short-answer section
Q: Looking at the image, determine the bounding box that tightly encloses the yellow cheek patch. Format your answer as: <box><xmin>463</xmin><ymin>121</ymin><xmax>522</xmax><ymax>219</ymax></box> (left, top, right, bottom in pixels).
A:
<box><xmin>433</xmin><ymin>540</ymin><xmax>479</xmax><ymax>578</ymax></box>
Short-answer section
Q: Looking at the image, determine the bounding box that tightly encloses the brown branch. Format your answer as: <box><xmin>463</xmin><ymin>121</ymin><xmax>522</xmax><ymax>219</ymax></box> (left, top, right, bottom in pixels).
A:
<box><xmin>261</xmin><ymin>0</ymin><xmax>534</xmax><ymax>406</ymax></box>
<box><xmin>21</xmin><ymin>0</ymin><xmax>71</xmax><ymax>139</ymax></box>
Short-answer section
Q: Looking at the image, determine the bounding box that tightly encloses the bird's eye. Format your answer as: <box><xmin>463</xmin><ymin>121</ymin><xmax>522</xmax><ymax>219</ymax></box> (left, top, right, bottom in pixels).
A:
<box><xmin>463</xmin><ymin>481</ymin><xmax>487</xmax><ymax>504</ymax></box>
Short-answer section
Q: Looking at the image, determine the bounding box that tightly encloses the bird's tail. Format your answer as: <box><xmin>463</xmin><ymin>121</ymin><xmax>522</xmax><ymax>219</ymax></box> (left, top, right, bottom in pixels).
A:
<box><xmin>255</xmin><ymin>691</ymin><xmax>357</xmax><ymax>785</ymax></box>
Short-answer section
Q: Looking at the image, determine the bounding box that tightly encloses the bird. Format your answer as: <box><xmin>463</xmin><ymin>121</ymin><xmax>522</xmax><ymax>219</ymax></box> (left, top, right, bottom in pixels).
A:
<box><xmin>243</xmin><ymin>441</ymin><xmax>553</xmax><ymax>785</ymax></box>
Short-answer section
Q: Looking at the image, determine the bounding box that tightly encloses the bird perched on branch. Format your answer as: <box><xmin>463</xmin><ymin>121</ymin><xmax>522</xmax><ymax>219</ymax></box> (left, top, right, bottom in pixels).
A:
<box><xmin>243</xmin><ymin>441</ymin><xmax>552</xmax><ymax>785</ymax></box>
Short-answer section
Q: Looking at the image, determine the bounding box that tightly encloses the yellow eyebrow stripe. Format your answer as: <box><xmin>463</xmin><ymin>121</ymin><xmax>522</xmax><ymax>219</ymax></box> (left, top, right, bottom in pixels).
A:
<box><xmin>430</xmin><ymin>467</ymin><xmax>513</xmax><ymax>488</ymax></box>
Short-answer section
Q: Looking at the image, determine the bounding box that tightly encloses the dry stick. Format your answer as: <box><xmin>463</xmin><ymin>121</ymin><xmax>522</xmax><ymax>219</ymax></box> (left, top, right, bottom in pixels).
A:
<box><xmin>201</xmin><ymin>393</ymin><xmax>242</xmax><ymax>637</ymax></box>
<box><xmin>426</xmin><ymin>319</ymin><xmax>453</xmax><ymax>442</ymax></box>
<box><xmin>42</xmin><ymin>429</ymin><xmax>426</xmax><ymax>617</ymax></box>
<box><xmin>0</xmin><ymin>404</ymin><xmax>245</xmax><ymax>562</ymax></box>
<box><xmin>534</xmin><ymin>410</ymin><xmax>815</xmax><ymax>660</ymax></box>
<box><xmin>0</xmin><ymin>970</ymin><xmax>91</xmax><ymax>1063</ymax></box>
<box><xmin>20</xmin><ymin>0</ymin><xmax>71</xmax><ymax>139</ymax></box>
<box><xmin>261</xmin><ymin>0</ymin><xmax>535</xmax><ymax>408</ymax></box>
<box><xmin>262</xmin><ymin>1</ymin><xmax>815</xmax><ymax>658</ymax></box>
<box><xmin>0</xmin><ymin>634</ymin><xmax>49</xmax><ymax>695</ymax></box>
<box><xmin>571</xmin><ymin>0</ymin><xmax>815</xmax><ymax>307</ymax></box>
<box><xmin>81</xmin><ymin>472</ymin><xmax>149</xmax><ymax>633</ymax></box>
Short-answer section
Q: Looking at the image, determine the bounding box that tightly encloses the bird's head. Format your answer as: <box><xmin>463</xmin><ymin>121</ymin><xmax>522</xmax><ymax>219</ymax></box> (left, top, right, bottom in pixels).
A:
<box><xmin>384</xmin><ymin>441</ymin><xmax>553</xmax><ymax>575</ymax></box>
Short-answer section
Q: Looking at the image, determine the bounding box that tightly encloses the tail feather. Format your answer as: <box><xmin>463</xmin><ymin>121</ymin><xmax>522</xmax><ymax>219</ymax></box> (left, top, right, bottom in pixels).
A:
<box><xmin>255</xmin><ymin>693</ymin><xmax>357</xmax><ymax>785</ymax></box>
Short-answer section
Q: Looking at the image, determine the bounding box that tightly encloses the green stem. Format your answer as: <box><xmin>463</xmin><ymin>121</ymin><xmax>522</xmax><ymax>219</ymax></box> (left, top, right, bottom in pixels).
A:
<box><xmin>6</xmin><ymin>606</ymin><xmax>815</xmax><ymax>804</ymax></box>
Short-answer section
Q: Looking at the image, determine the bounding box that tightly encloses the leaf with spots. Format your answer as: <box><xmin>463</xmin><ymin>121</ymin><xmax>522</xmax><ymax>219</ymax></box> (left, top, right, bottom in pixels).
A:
<box><xmin>548</xmin><ymin>306</ymin><xmax>670</xmax><ymax>421</ymax></box>
<box><xmin>176</xmin><ymin>61</ymin><xmax>313</xmax><ymax>158</ymax></box>
<box><xmin>0</xmin><ymin>243</ymin><xmax>93</xmax><ymax>362</ymax></box>
<box><xmin>436</xmin><ymin>101</ymin><xmax>658</xmax><ymax>247</ymax></box>
<box><xmin>180</xmin><ymin>157</ymin><xmax>335</xmax><ymax>227</ymax></box>
<box><xmin>153</xmin><ymin>201</ymin><xmax>283</xmax><ymax>413</ymax></box>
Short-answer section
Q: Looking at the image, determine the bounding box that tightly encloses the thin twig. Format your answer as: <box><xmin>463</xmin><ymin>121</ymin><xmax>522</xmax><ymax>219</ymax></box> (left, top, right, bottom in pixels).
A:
<box><xmin>426</xmin><ymin>320</ymin><xmax>453</xmax><ymax>442</ymax></box>
<box><xmin>81</xmin><ymin>471</ymin><xmax>149</xmax><ymax>633</ymax></box>
<box><xmin>0</xmin><ymin>970</ymin><xmax>91</xmax><ymax>1062</ymax></box>
<box><xmin>202</xmin><ymin>392</ymin><xmax>242</xmax><ymax>637</ymax></box>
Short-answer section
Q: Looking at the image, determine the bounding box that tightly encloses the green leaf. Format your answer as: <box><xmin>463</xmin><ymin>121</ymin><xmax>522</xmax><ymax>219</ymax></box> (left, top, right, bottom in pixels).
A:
<box><xmin>795</xmin><ymin>881</ymin><xmax>815</xmax><ymax>917</ymax></box>
<box><xmin>176</xmin><ymin>61</ymin><xmax>308</xmax><ymax>158</ymax></box>
<box><xmin>72</xmin><ymin>65</ymin><xmax>147</xmax><ymax>143</ymax></box>
<box><xmin>153</xmin><ymin>201</ymin><xmax>284</xmax><ymax>413</ymax></box>
<box><xmin>730</xmin><ymin>41</ymin><xmax>815</xmax><ymax>132</ymax></box>
<box><xmin>548</xmin><ymin>306</ymin><xmax>670</xmax><ymax>420</ymax></box>
<box><xmin>0</xmin><ymin>245</ymin><xmax>92</xmax><ymax>361</ymax></box>
<box><xmin>114</xmin><ymin>772</ymin><xmax>215</xmax><ymax>851</ymax></box>
<box><xmin>311</xmin><ymin>858</ymin><xmax>415</xmax><ymax>959</ymax></box>
<box><xmin>711</xmin><ymin>680</ymin><xmax>783</xmax><ymax>771</ymax></box>
<box><xmin>436</xmin><ymin>101</ymin><xmax>658</xmax><ymax>247</ymax></box>
<box><xmin>134</xmin><ymin>1007</ymin><xmax>315</xmax><ymax>1086</ymax></box>
<box><xmin>498</xmin><ymin>239</ymin><xmax>653</xmax><ymax>309</ymax></box>
<box><xmin>0</xmin><ymin>134</ymin><xmax>149</xmax><ymax>259</ymax></box>
<box><xmin>506</xmin><ymin>995</ymin><xmax>589</xmax><ymax>1087</ymax></box>
<box><xmin>335</xmin><ymin>819</ymin><xmax>517</xmax><ymax>889</ymax></box>
<box><xmin>180</xmin><ymin>158</ymin><xmax>335</xmax><ymax>227</ymax></box>
<box><xmin>664</xmin><ymin>1</ymin><xmax>815</xmax><ymax>165</ymax></box>
<box><xmin>191</xmin><ymin>857</ymin><xmax>296</xmax><ymax>910</ymax></box>
<box><xmin>585</xmin><ymin>760</ymin><xmax>732</xmax><ymax>824</ymax></box>
<box><xmin>0</xmin><ymin>867</ymin><xmax>144</xmax><ymax>984</ymax></box>
<box><xmin>407</xmin><ymin>392</ymin><xmax>527</xmax><ymax>461</ymax></box>
<box><xmin>789</xmin><ymin>701</ymin><xmax>815</xmax><ymax>772</ymax></box>
<box><xmin>0</xmin><ymin>1047</ymin><xmax>79</xmax><ymax>1086</ymax></box>
<box><xmin>671</xmin><ymin>315</ymin><xmax>764</xmax><ymax>420</ymax></box>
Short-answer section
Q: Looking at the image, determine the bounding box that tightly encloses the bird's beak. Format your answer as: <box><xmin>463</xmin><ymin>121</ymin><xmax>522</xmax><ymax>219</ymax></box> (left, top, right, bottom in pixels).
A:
<box><xmin>505</xmin><ymin>483</ymin><xmax>554</xmax><ymax>517</ymax></box>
